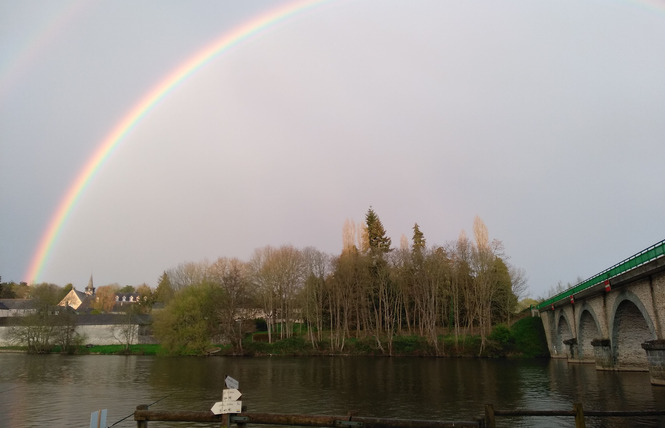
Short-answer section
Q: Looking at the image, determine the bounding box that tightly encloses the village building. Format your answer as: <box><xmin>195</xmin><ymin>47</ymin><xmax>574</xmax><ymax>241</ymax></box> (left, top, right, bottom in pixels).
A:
<box><xmin>58</xmin><ymin>275</ymin><xmax>96</xmax><ymax>311</ymax></box>
<box><xmin>58</xmin><ymin>275</ymin><xmax>144</xmax><ymax>313</ymax></box>
<box><xmin>0</xmin><ymin>276</ymin><xmax>156</xmax><ymax>347</ymax></box>
<box><xmin>115</xmin><ymin>293</ymin><xmax>141</xmax><ymax>304</ymax></box>
<box><xmin>0</xmin><ymin>299</ymin><xmax>37</xmax><ymax>317</ymax></box>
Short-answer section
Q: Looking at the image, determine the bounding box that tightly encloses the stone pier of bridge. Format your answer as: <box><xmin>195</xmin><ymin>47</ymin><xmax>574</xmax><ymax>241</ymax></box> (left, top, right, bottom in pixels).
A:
<box><xmin>535</xmin><ymin>241</ymin><xmax>665</xmax><ymax>386</ymax></box>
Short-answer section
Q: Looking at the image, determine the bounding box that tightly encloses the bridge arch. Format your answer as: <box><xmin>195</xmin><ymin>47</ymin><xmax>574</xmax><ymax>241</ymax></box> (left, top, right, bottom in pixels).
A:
<box><xmin>610</xmin><ymin>291</ymin><xmax>657</xmax><ymax>370</ymax></box>
<box><xmin>554</xmin><ymin>311</ymin><xmax>574</xmax><ymax>357</ymax></box>
<box><xmin>576</xmin><ymin>305</ymin><xmax>601</xmax><ymax>360</ymax></box>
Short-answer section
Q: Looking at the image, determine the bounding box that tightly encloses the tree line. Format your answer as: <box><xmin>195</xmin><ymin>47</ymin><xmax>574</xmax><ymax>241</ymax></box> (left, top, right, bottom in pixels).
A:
<box><xmin>152</xmin><ymin>208</ymin><xmax>527</xmax><ymax>356</ymax></box>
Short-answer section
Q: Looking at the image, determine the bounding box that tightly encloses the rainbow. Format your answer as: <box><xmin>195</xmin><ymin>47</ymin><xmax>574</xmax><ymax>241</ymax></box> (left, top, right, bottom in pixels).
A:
<box><xmin>24</xmin><ymin>0</ymin><xmax>331</xmax><ymax>284</ymax></box>
<box><xmin>24</xmin><ymin>0</ymin><xmax>664</xmax><ymax>284</ymax></box>
<box><xmin>0</xmin><ymin>1</ymin><xmax>91</xmax><ymax>99</ymax></box>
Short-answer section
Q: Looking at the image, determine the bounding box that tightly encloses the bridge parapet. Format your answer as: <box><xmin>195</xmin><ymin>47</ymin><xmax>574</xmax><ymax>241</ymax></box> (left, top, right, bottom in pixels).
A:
<box><xmin>537</xmin><ymin>239</ymin><xmax>665</xmax><ymax>312</ymax></box>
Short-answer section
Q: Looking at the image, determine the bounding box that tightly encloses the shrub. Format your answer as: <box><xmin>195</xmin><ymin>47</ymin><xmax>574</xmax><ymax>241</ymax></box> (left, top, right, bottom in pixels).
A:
<box><xmin>345</xmin><ymin>337</ymin><xmax>378</xmax><ymax>355</ymax></box>
<box><xmin>510</xmin><ymin>316</ymin><xmax>550</xmax><ymax>358</ymax></box>
<box><xmin>252</xmin><ymin>332</ymin><xmax>270</xmax><ymax>342</ymax></box>
<box><xmin>242</xmin><ymin>339</ymin><xmax>272</xmax><ymax>356</ymax></box>
<box><xmin>489</xmin><ymin>324</ymin><xmax>513</xmax><ymax>345</ymax></box>
<box><xmin>484</xmin><ymin>324</ymin><xmax>515</xmax><ymax>357</ymax></box>
<box><xmin>271</xmin><ymin>336</ymin><xmax>309</xmax><ymax>354</ymax></box>
<box><xmin>391</xmin><ymin>335</ymin><xmax>432</xmax><ymax>355</ymax></box>
<box><xmin>442</xmin><ymin>334</ymin><xmax>482</xmax><ymax>357</ymax></box>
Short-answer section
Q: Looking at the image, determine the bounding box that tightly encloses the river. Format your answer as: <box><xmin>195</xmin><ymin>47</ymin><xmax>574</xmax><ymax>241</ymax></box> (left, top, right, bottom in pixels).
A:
<box><xmin>0</xmin><ymin>353</ymin><xmax>663</xmax><ymax>428</ymax></box>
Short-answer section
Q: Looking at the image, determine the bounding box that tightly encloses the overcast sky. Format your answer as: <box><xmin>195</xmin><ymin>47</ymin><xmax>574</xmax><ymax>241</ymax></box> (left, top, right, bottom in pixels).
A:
<box><xmin>2</xmin><ymin>0</ymin><xmax>664</xmax><ymax>298</ymax></box>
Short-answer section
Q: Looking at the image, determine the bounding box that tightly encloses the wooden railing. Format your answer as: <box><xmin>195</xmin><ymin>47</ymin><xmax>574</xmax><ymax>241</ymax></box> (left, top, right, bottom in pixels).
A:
<box><xmin>134</xmin><ymin>403</ymin><xmax>665</xmax><ymax>427</ymax></box>
<box><xmin>133</xmin><ymin>406</ymin><xmax>480</xmax><ymax>427</ymax></box>
<box><xmin>485</xmin><ymin>403</ymin><xmax>665</xmax><ymax>427</ymax></box>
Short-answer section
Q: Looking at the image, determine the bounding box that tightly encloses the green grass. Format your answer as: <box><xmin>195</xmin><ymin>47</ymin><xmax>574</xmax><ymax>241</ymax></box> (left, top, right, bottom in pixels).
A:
<box><xmin>391</xmin><ymin>335</ymin><xmax>433</xmax><ymax>355</ymax></box>
<box><xmin>510</xmin><ymin>316</ymin><xmax>550</xmax><ymax>358</ymax></box>
<box><xmin>0</xmin><ymin>345</ymin><xmax>25</xmax><ymax>352</ymax></box>
<box><xmin>442</xmin><ymin>334</ymin><xmax>482</xmax><ymax>356</ymax></box>
<box><xmin>0</xmin><ymin>344</ymin><xmax>163</xmax><ymax>355</ymax></box>
<box><xmin>79</xmin><ymin>344</ymin><xmax>162</xmax><ymax>355</ymax></box>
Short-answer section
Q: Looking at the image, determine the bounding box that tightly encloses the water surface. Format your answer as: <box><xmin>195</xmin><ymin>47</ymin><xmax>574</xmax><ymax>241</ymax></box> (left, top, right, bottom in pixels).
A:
<box><xmin>0</xmin><ymin>354</ymin><xmax>663</xmax><ymax>427</ymax></box>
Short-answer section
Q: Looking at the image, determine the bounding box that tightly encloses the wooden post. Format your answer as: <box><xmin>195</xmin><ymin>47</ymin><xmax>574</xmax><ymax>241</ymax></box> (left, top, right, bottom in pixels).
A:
<box><xmin>236</xmin><ymin>406</ymin><xmax>248</xmax><ymax>428</ymax></box>
<box><xmin>574</xmin><ymin>402</ymin><xmax>586</xmax><ymax>428</ymax></box>
<box><xmin>219</xmin><ymin>413</ymin><xmax>229</xmax><ymax>428</ymax></box>
<box><xmin>484</xmin><ymin>404</ymin><xmax>495</xmax><ymax>428</ymax></box>
<box><xmin>136</xmin><ymin>405</ymin><xmax>149</xmax><ymax>428</ymax></box>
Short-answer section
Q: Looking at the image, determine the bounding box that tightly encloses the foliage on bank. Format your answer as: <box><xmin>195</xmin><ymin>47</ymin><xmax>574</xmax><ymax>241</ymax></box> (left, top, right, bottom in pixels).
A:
<box><xmin>152</xmin><ymin>209</ymin><xmax>529</xmax><ymax>358</ymax></box>
<box><xmin>81</xmin><ymin>344</ymin><xmax>162</xmax><ymax>355</ymax></box>
<box><xmin>219</xmin><ymin>316</ymin><xmax>548</xmax><ymax>358</ymax></box>
<box><xmin>3</xmin><ymin>208</ymin><xmax>534</xmax><ymax>358</ymax></box>
<box><xmin>0</xmin><ymin>344</ymin><xmax>162</xmax><ymax>355</ymax></box>
<box><xmin>0</xmin><ymin>315</ymin><xmax>548</xmax><ymax>358</ymax></box>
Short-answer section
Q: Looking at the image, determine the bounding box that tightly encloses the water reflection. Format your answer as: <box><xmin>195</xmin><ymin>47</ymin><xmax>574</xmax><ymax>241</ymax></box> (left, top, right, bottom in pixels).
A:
<box><xmin>0</xmin><ymin>354</ymin><xmax>663</xmax><ymax>427</ymax></box>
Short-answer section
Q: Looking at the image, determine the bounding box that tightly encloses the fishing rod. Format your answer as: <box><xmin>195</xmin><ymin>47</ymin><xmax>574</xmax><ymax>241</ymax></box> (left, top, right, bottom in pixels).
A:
<box><xmin>107</xmin><ymin>392</ymin><xmax>174</xmax><ymax>427</ymax></box>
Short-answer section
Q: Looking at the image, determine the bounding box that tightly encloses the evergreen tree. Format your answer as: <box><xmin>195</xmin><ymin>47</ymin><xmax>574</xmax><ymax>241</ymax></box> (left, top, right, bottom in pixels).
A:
<box><xmin>365</xmin><ymin>207</ymin><xmax>392</xmax><ymax>254</ymax></box>
<box><xmin>411</xmin><ymin>223</ymin><xmax>426</xmax><ymax>266</ymax></box>
<box><xmin>119</xmin><ymin>285</ymin><xmax>136</xmax><ymax>293</ymax></box>
<box><xmin>155</xmin><ymin>271</ymin><xmax>174</xmax><ymax>304</ymax></box>
<box><xmin>364</xmin><ymin>207</ymin><xmax>397</xmax><ymax>354</ymax></box>
<box><xmin>412</xmin><ymin>223</ymin><xmax>425</xmax><ymax>252</ymax></box>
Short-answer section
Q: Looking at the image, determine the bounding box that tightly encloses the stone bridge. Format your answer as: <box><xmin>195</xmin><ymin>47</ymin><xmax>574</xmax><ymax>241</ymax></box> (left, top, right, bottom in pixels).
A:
<box><xmin>535</xmin><ymin>240</ymin><xmax>665</xmax><ymax>385</ymax></box>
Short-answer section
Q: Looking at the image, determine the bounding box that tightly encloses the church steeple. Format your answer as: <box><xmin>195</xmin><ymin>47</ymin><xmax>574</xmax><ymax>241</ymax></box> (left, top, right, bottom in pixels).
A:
<box><xmin>85</xmin><ymin>274</ymin><xmax>95</xmax><ymax>296</ymax></box>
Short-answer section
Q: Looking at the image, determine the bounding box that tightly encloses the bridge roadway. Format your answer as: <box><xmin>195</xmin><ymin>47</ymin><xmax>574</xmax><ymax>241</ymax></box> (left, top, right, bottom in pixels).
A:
<box><xmin>535</xmin><ymin>239</ymin><xmax>665</xmax><ymax>385</ymax></box>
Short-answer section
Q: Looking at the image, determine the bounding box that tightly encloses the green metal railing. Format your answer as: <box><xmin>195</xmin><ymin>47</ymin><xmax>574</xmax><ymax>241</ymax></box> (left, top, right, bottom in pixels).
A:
<box><xmin>536</xmin><ymin>239</ymin><xmax>665</xmax><ymax>311</ymax></box>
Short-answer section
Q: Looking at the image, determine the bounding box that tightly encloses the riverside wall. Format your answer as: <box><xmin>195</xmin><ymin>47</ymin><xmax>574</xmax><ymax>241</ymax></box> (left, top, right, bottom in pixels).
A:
<box><xmin>0</xmin><ymin>323</ymin><xmax>156</xmax><ymax>347</ymax></box>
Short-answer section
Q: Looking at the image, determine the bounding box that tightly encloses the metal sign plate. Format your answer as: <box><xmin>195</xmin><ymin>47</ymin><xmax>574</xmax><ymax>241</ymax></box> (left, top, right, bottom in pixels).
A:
<box><xmin>225</xmin><ymin>375</ymin><xmax>239</xmax><ymax>390</ymax></box>
<box><xmin>223</xmin><ymin>388</ymin><xmax>242</xmax><ymax>402</ymax></box>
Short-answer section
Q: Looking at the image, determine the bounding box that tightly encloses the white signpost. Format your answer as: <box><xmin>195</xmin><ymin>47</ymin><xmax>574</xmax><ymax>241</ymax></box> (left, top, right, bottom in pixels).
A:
<box><xmin>89</xmin><ymin>409</ymin><xmax>107</xmax><ymax>428</ymax></box>
<box><xmin>223</xmin><ymin>389</ymin><xmax>242</xmax><ymax>402</ymax></box>
<box><xmin>224</xmin><ymin>375</ymin><xmax>239</xmax><ymax>390</ymax></box>
<box><xmin>211</xmin><ymin>376</ymin><xmax>242</xmax><ymax>415</ymax></box>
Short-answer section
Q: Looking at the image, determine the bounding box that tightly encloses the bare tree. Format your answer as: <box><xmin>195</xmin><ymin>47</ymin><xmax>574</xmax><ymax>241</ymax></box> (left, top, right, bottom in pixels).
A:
<box><xmin>113</xmin><ymin>305</ymin><xmax>140</xmax><ymax>353</ymax></box>
<box><xmin>301</xmin><ymin>247</ymin><xmax>329</xmax><ymax>348</ymax></box>
<box><xmin>8</xmin><ymin>284</ymin><xmax>83</xmax><ymax>353</ymax></box>
<box><xmin>329</xmin><ymin>247</ymin><xmax>367</xmax><ymax>351</ymax></box>
<box><xmin>342</xmin><ymin>219</ymin><xmax>357</xmax><ymax>252</ymax></box>
<box><xmin>249</xmin><ymin>247</ymin><xmax>276</xmax><ymax>343</ymax></box>
<box><xmin>167</xmin><ymin>261</ymin><xmax>209</xmax><ymax>291</ymax></box>
<box><xmin>209</xmin><ymin>257</ymin><xmax>254</xmax><ymax>353</ymax></box>
<box><xmin>508</xmin><ymin>265</ymin><xmax>528</xmax><ymax>302</ymax></box>
<box><xmin>422</xmin><ymin>247</ymin><xmax>450</xmax><ymax>355</ymax></box>
<box><xmin>7</xmin><ymin>313</ymin><xmax>57</xmax><ymax>353</ymax></box>
<box><xmin>452</xmin><ymin>230</ymin><xmax>473</xmax><ymax>341</ymax></box>
<box><xmin>390</xmin><ymin>246</ymin><xmax>413</xmax><ymax>335</ymax></box>
<box><xmin>471</xmin><ymin>216</ymin><xmax>506</xmax><ymax>354</ymax></box>
<box><xmin>92</xmin><ymin>284</ymin><xmax>120</xmax><ymax>312</ymax></box>
<box><xmin>249</xmin><ymin>246</ymin><xmax>306</xmax><ymax>342</ymax></box>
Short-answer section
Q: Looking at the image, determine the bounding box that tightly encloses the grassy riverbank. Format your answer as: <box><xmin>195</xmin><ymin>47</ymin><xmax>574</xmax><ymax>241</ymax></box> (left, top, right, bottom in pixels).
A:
<box><xmin>1</xmin><ymin>316</ymin><xmax>548</xmax><ymax>358</ymax></box>
<box><xmin>0</xmin><ymin>344</ymin><xmax>163</xmax><ymax>355</ymax></box>
<box><xmin>233</xmin><ymin>316</ymin><xmax>548</xmax><ymax>358</ymax></box>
